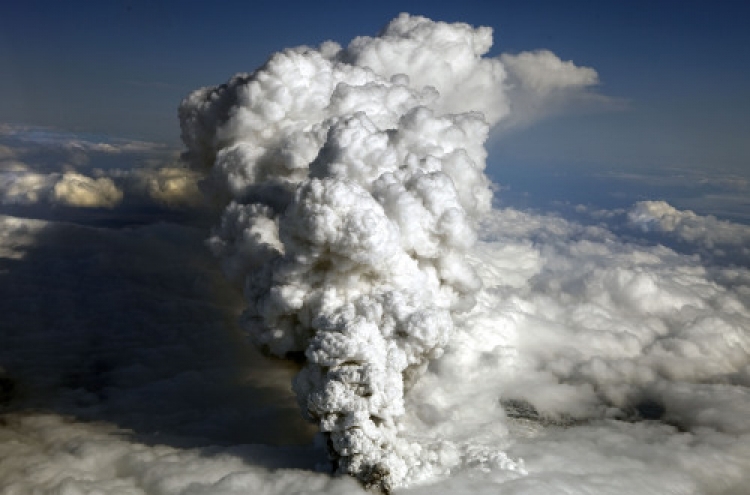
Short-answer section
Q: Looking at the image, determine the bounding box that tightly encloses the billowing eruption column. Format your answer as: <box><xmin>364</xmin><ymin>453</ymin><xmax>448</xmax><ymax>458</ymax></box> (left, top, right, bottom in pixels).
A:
<box><xmin>179</xmin><ymin>14</ymin><xmax>596</xmax><ymax>491</ymax></box>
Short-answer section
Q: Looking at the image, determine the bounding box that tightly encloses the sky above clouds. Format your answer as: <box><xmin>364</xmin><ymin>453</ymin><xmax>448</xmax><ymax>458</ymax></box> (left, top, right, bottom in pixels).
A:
<box><xmin>1</xmin><ymin>0</ymin><xmax>749</xmax><ymax>180</ymax></box>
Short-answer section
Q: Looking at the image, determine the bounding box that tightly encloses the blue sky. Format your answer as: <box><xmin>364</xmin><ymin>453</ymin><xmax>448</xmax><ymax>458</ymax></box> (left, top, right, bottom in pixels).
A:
<box><xmin>1</xmin><ymin>1</ymin><xmax>749</xmax><ymax>183</ymax></box>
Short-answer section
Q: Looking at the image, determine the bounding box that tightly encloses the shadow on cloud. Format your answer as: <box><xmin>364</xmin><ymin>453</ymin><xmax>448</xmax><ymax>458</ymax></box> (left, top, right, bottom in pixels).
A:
<box><xmin>0</xmin><ymin>214</ymin><xmax>317</xmax><ymax>453</ymax></box>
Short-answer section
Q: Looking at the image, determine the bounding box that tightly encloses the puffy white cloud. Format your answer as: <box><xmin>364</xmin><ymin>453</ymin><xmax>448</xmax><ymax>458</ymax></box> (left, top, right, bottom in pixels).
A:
<box><xmin>629</xmin><ymin>200</ymin><xmax>750</xmax><ymax>259</ymax></box>
<box><xmin>52</xmin><ymin>172</ymin><xmax>123</xmax><ymax>207</ymax></box>
<box><xmin>0</xmin><ymin>126</ymin><xmax>204</xmax><ymax>214</ymax></box>
<box><xmin>397</xmin><ymin>206</ymin><xmax>750</xmax><ymax>493</ymax></box>
<box><xmin>180</xmin><ymin>13</ymin><xmax>548</xmax><ymax>490</ymax></box>
<box><xmin>341</xmin><ymin>13</ymin><xmax>509</xmax><ymax>125</ymax></box>
<box><xmin>0</xmin><ymin>171</ymin><xmax>123</xmax><ymax>208</ymax></box>
<box><xmin>0</xmin><ymin>172</ymin><xmax>57</xmax><ymax>205</ymax></box>
<box><xmin>175</xmin><ymin>13</ymin><xmax>684</xmax><ymax>491</ymax></box>
<box><xmin>490</xmin><ymin>208</ymin><xmax>748</xmax><ymax>402</ymax></box>
<box><xmin>107</xmin><ymin>166</ymin><xmax>205</xmax><ymax>208</ymax></box>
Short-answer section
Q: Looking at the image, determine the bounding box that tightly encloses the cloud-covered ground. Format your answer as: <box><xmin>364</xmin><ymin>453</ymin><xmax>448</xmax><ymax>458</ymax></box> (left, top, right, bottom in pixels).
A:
<box><xmin>2</xmin><ymin>13</ymin><xmax>749</xmax><ymax>495</ymax></box>
<box><xmin>2</xmin><ymin>197</ymin><xmax>748</xmax><ymax>494</ymax></box>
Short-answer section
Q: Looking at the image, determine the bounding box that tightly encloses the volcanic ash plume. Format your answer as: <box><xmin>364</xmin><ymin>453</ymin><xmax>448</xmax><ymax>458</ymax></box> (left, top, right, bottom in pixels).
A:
<box><xmin>179</xmin><ymin>13</ymin><xmax>597</xmax><ymax>491</ymax></box>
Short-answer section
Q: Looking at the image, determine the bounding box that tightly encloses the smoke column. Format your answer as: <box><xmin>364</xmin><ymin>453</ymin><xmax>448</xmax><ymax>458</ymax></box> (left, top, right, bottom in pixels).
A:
<box><xmin>179</xmin><ymin>14</ymin><xmax>596</xmax><ymax>491</ymax></box>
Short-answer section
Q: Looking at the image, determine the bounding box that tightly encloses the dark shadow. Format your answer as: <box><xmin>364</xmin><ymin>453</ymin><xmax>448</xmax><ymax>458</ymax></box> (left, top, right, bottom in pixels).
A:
<box><xmin>0</xmin><ymin>211</ymin><xmax>320</xmax><ymax>470</ymax></box>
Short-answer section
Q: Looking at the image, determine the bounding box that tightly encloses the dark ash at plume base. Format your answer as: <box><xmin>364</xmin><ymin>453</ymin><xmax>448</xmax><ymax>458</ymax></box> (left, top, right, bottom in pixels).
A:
<box><xmin>178</xmin><ymin>13</ymin><xmax>597</xmax><ymax>491</ymax></box>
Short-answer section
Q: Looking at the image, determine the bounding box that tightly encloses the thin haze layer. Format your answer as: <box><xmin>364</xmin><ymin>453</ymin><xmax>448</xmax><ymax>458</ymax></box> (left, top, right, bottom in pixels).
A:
<box><xmin>179</xmin><ymin>13</ymin><xmax>597</xmax><ymax>490</ymax></box>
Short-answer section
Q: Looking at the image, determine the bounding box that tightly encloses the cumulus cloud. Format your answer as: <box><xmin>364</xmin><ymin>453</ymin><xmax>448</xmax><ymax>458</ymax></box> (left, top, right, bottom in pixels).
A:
<box><xmin>629</xmin><ymin>200</ymin><xmax>750</xmax><ymax>260</ymax></box>
<box><xmin>107</xmin><ymin>166</ymin><xmax>205</xmax><ymax>208</ymax></box>
<box><xmin>54</xmin><ymin>173</ymin><xmax>123</xmax><ymax>207</ymax></box>
<box><xmin>179</xmin><ymin>13</ymin><xmax>607</xmax><ymax>489</ymax></box>
<box><xmin>0</xmin><ymin>172</ymin><xmax>57</xmax><ymax>205</ymax></box>
<box><xmin>0</xmin><ymin>171</ymin><xmax>122</xmax><ymax>208</ymax></box>
<box><xmin>175</xmin><ymin>13</ymin><xmax>689</xmax><ymax>491</ymax></box>
<box><xmin>181</xmin><ymin>30</ymin><xmax>491</xmax><ymax>495</ymax></box>
<box><xmin>0</xmin><ymin>125</ymin><xmax>204</xmax><ymax>214</ymax></box>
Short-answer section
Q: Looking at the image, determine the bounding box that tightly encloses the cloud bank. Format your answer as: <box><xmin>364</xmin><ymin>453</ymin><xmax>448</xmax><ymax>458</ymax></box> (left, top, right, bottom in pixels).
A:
<box><xmin>403</xmin><ymin>206</ymin><xmax>750</xmax><ymax>494</ymax></box>
<box><xmin>2</xmin><ymin>199</ymin><xmax>748</xmax><ymax>494</ymax></box>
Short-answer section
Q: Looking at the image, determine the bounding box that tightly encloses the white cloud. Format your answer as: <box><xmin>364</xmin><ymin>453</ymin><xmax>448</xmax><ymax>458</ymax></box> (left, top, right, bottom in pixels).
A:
<box><xmin>501</xmin><ymin>49</ymin><xmax>599</xmax><ymax>94</ymax></box>
<box><xmin>176</xmin><ymin>12</ymin><xmax>748</xmax><ymax>491</ymax></box>
<box><xmin>52</xmin><ymin>173</ymin><xmax>123</xmax><ymax>207</ymax></box>
<box><xmin>497</xmin><ymin>49</ymin><xmax>616</xmax><ymax>130</ymax></box>
<box><xmin>400</xmin><ymin>206</ymin><xmax>750</xmax><ymax>492</ymax></box>
<box><xmin>107</xmin><ymin>166</ymin><xmax>205</xmax><ymax>208</ymax></box>
<box><xmin>180</xmin><ymin>13</ymin><xmax>531</xmax><ymax>489</ymax></box>
<box><xmin>0</xmin><ymin>172</ymin><xmax>57</xmax><ymax>205</ymax></box>
<box><xmin>629</xmin><ymin>200</ymin><xmax>750</xmax><ymax>256</ymax></box>
<box><xmin>0</xmin><ymin>171</ymin><xmax>123</xmax><ymax>208</ymax></box>
<box><xmin>0</xmin><ymin>126</ymin><xmax>203</xmax><ymax>214</ymax></box>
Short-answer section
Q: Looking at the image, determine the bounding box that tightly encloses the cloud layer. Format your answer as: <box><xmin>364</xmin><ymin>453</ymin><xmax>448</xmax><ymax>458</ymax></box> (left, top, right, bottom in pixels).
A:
<box><xmin>403</xmin><ymin>206</ymin><xmax>750</xmax><ymax>493</ymax></box>
<box><xmin>2</xmin><ymin>199</ymin><xmax>748</xmax><ymax>494</ymax></box>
